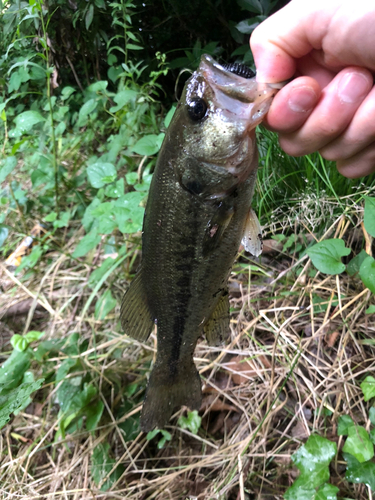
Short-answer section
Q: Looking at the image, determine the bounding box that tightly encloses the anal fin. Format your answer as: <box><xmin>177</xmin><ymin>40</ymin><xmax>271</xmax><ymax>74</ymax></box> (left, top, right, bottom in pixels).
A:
<box><xmin>204</xmin><ymin>291</ymin><xmax>230</xmax><ymax>346</ymax></box>
<box><xmin>120</xmin><ymin>270</ymin><xmax>154</xmax><ymax>341</ymax></box>
<box><xmin>241</xmin><ymin>207</ymin><xmax>263</xmax><ymax>257</ymax></box>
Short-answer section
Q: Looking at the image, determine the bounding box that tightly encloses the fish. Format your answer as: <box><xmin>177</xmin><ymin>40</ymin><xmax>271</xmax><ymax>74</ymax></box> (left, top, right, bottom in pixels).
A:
<box><xmin>120</xmin><ymin>54</ymin><xmax>279</xmax><ymax>432</ymax></box>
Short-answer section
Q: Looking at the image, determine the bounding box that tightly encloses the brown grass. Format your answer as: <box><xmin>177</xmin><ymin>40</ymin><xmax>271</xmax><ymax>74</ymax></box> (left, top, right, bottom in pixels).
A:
<box><xmin>0</xmin><ymin>210</ymin><xmax>374</xmax><ymax>500</ymax></box>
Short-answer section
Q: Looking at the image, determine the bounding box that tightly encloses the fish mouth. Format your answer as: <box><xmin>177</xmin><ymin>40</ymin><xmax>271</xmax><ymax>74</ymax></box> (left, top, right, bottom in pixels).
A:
<box><xmin>199</xmin><ymin>54</ymin><xmax>281</xmax><ymax>127</ymax></box>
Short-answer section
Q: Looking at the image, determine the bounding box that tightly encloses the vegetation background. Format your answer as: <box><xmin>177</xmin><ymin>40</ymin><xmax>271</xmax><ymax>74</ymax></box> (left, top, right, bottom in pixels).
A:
<box><xmin>1</xmin><ymin>0</ymin><xmax>375</xmax><ymax>499</ymax></box>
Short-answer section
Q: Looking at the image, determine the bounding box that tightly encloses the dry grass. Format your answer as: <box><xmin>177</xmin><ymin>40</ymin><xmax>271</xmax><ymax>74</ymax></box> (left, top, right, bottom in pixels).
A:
<box><xmin>0</xmin><ymin>209</ymin><xmax>374</xmax><ymax>500</ymax></box>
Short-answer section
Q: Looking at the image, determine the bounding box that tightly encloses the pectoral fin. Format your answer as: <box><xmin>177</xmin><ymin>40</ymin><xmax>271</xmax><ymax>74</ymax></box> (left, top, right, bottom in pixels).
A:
<box><xmin>204</xmin><ymin>291</ymin><xmax>230</xmax><ymax>346</ymax></box>
<box><xmin>120</xmin><ymin>269</ymin><xmax>154</xmax><ymax>341</ymax></box>
<box><xmin>202</xmin><ymin>205</ymin><xmax>234</xmax><ymax>257</ymax></box>
<box><xmin>241</xmin><ymin>208</ymin><xmax>263</xmax><ymax>257</ymax></box>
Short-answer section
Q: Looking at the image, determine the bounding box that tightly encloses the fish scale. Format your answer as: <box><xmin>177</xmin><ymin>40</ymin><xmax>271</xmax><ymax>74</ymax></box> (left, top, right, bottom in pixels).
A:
<box><xmin>120</xmin><ymin>55</ymin><xmax>280</xmax><ymax>431</ymax></box>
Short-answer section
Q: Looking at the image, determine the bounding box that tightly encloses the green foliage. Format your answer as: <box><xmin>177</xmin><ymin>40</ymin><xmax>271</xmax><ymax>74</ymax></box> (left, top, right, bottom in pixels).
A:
<box><xmin>177</xmin><ymin>410</ymin><xmax>202</xmax><ymax>435</ymax></box>
<box><xmin>306</xmin><ymin>239</ymin><xmax>350</xmax><ymax>275</ymax></box>
<box><xmin>285</xmin><ymin>386</ymin><xmax>375</xmax><ymax>498</ymax></box>
<box><xmin>284</xmin><ymin>435</ymin><xmax>337</xmax><ymax>500</ymax></box>
<box><xmin>146</xmin><ymin>428</ymin><xmax>172</xmax><ymax>449</ymax></box>
<box><xmin>0</xmin><ymin>343</ymin><xmax>44</xmax><ymax>430</ymax></box>
<box><xmin>92</xmin><ymin>443</ymin><xmax>125</xmax><ymax>491</ymax></box>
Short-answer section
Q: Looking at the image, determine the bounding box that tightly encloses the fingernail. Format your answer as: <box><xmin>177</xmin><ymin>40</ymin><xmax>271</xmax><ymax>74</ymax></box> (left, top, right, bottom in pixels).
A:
<box><xmin>288</xmin><ymin>86</ymin><xmax>317</xmax><ymax>113</ymax></box>
<box><xmin>338</xmin><ymin>72</ymin><xmax>370</xmax><ymax>103</ymax></box>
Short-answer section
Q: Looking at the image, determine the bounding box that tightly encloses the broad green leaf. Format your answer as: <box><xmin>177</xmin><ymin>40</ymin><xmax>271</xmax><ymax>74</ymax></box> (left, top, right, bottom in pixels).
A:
<box><xmin>105</xmin><ymin>178</ymin><xmax>124</xmax><ymax>198</ymax></box>
<box><xmin>306</xmin><ymin>239</ymin><xmax>350</xmax><ymax>275</ymax></box>
<box><xmin>284</xmin><ymin>434</ymin><xmax>337</xmax><ymax>499</ymax></box>
<box><xmin>164</xmin><ymin>104</ymin><xmax>177</xmax><ymax>128</ymax></box>
<box><xmin>0</xmin><ymin>156</ymin><xmax>17</xmax><ymax>183</ymax></box>
<box><xmin>178</xmin><ymin>410</ymin><xmax>201</xmax><ymax>435</ymax></box>
<box><xmin>77</xmin><ymin>98</ymin><xmax>97</xmax><ymax>126</ymax></box>
<box><xmin>0</xmin><ymin>349</ymin><xmax>32</xmax><ymax>389</ymax></box>
<box><xmin>132</xmin><ymin>133</ymin><xmax>164</xmax><ymax>156</ymax></box>
<box><xmin>0</xmin><ymin>378</ymin><xmax>44</xmax><ymax>430</ymax></box>
<box><xmin>13</xmin><ymin>110</ymin><xmax>45</xmax><ymax>134</ymax></box>
<box><xmin>344</xmin><ymin>452</ymin><xmax>375</xmax><ymax>490</ymax></box>
<box><xmin>72</xmin><ymin>228</ymin><xmax>101</xmax><ymax>258</ymax></box>
<box><xmin>87</xmin><ymin>81</ymin><xmax>108</xmax><ymax>92</ymax></box>
<box><xmin>315</xmin><ymin>483</ymin><xmax>339</xmax><ymax>500</ymax></box>
<box><xmin>109</xmin><ymin>89</ymin><xmax>137</xmax><ymax>112</ymax></box>
<box><xmin>337</xmin><ymin>415</ymin><xmax>355</xmax><ymax>436</ymax></box>
<box><xmin>157</xmin><ymin>429</ymin><xmax>172</xmax><ymax>449</ymax></box>
<box><xmin>370</xmin><ymin>407</ymin><xmax>375</xmax><ymax>426</ymax></box>
<box><xmin>361</xmin><ymin>375</ymin><xmax>375</xmax><ymax>402</ymax></box>
<box><xmin>87</xmin><ymin>162</ymin><xmax>117</xmax><ymax>188</ymax></box>
<box><xmin>95</xmin><ymin>289</ymin><xmax>117</xmax><ymax>320</ymax></box>
<box><xmin>92</xmin><ymin>443</ymin><xmax>125</xmax><ymax>491</ymax></box>
<box><xmin>61</xmin><ymin>86</ymin><xmax>76</xmax><ymax>100</ymax></box>
<box><xmin>56</xmin><ymin>358</ymin><xmax>78</xmax><ymax>383</ymax></box>
<box><xmin>146</xmin><ymin>429</ymin><xmax>159</xmax><ymax>440</ymax></box>
<box><xmin>342</xmin><ymin>426</ymin><xmax>374</xmax><ymax>462</ymax></box>
<box><xmin>346</xmin><ymin>250</ymin><xmax>368</xmax><ymax>277</ymax></box>
<box><xmin>366</xmin><ymin>305</ymin><xmax>375</xmax><ymax>314</ymax></box>
<box><xmin>359</xmin><ymin>255</ymin><xmax>375</xmax><ymax>294</ymax></box>
<box><xmin>85</xmin><ymin>3</ymin><xmax>94</xmax><ymax>30</ymax></box>
<box><xmin>10</xmin><ymin>334</ymin><xmax>28</xmax><ymax>352</ymax></box>
<box><xmin>364</xmin><ymin>196</ymin><xmax>375</xmax><ymax>237</ymax></box>
<box><xmin>53</xmin><ymin>211</ymin><xmax>70</xmax><ymax>228</ymax></box>
<box><xmin>86</xmin><ymin>400</ymin><xmax>104</xmax><ymax>431</ymax></box>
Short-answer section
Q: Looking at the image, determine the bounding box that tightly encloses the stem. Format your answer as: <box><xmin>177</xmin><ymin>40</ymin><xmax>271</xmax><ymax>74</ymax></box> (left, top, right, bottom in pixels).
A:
<box><xmin>39</xmin><ymin>1</ymin><xmax>59</xmax><ymax>216</ymax></box>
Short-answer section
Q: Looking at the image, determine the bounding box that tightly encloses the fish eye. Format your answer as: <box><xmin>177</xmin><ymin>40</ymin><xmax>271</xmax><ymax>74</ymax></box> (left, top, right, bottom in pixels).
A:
<box><xmin>187</xmin><ymin>98</ymin><xmax>207</xmax><ymax>121</ymax></box>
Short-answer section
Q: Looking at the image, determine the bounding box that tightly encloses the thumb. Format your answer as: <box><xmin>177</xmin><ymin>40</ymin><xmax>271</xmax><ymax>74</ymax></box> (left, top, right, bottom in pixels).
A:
<box><xmin>250</xmin><ymin>0</ymin><xmax>332</xmax><ymax>82</ymax></box>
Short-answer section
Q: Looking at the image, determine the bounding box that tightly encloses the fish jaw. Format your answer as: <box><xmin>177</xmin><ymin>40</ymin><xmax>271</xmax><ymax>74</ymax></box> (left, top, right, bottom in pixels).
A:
<box><xmin>199</xmin><ymin>54</ymin><xmax>279</xmax><ymax>129</ymax></box>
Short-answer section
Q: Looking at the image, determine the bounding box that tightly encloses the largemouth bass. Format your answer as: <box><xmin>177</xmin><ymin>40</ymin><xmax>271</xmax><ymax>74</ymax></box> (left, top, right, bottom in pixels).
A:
<box><xmin>121</xmin><ymin>55</ymin><xmax>279</xmax><ymax>432</ymax></box>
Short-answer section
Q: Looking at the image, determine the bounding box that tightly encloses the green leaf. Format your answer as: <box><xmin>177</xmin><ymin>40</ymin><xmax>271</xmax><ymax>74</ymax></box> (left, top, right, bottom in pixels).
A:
<box><xmin>44</xmin><ymin>212</ymin><xmax>57</xmax><ymax>222</ymax></box>
<box><xmin>364</xmin><ymin>197</ymin><xmax>375</xmax><ymax>237</ymax></box>
<box><xmin>87</xmin><ymin>81</ymin><xmax>108</xmax><ymax>92</ymax></box>
<box><xmin>146</xmin><ymin>429</ymin><xmax>159</xmax><ymax>440</ymax></box>
<box><xmin>56</xmin><ymin>358</ymin><xmax>78</xmax><ymax>383</ymax></box>
<box><xmin>86</xmin><ymin>400</ymin><xmax>104</xmax><ymax>431</ymax></box>
<box><xmin>157</xmin><ymin>429</ymin><xmax>172</xmax><ymax>449</ymax></box>
<box><xmin>0</xmin><ymin>156</ymin><xmax>17</xmax><ymax>183</ymax></box>
<box><xmin>53</xmin><ymin>211</ymin><xmax>70</xmax><ymax>228</ymax></box>
<box><xmin>306</xmin><ymin>239</ymin><xmax>350</xmax><ymax>275</ymax></box>
<box><xmin>177</xmin><ymin>410</ymin><xmax>201</xmax><ymax>435</ymax></box>
<box><xmin>95</xmin><ymin>289</ymin><xmax>117</xmax><ymax>320</ymax></box>
<box><xmin>61</xmin><ymin>86</ymin><xmax>76</xmax><ymax>100</ymax></box>
<box><xmin>315</xmin><ymin>483</ymin><xmax>339</xmax><ymax>500</ymax></box>
<box><xmin>109</xmin><ymin>89</ymin><xmax>137</xmax><ymax>112</ymax></box>
<box><xmin>337</xmin><ymin>415</ymin><xmax>355</xmax><ymax>436</ymax></box>
<box><xmin>346</xmin><ymin>250</ymin><xmax>368</xmax><ymax>277</ymax></box>
<box><xmin>284</xmin><ymin>435</ymin><xmax>337</xmax><ymax>500</ymax></box>
<box><xmin>85</xmin><ymin>4</ymin><xmax>94</xmax><ymax>30</ymax></box>
<box><xmin>15</xmin><ymin>245</ymin><xmax>43</xmax><ymax>274</ymax></box>
<box><xmin>132</xmin><ymin>133</ymin><xmax>164</xmax><ymax>156</ymax></box>
<box><xmin>164</xmin><ymin>104</ymin><xmax>177</xmax><ymax>128</ymax></box>
<box><xmin>342</xmin><ymin>426</ymin><xmax>374</xmax><ymax>462</ymax></box>
<box><xmin>72</xmin><ymin>228</ymin><xmax>101</xmax><ymax>258</ymax></box>
<box><xmin>0</xmin><ymin>378</ymin><xmax>44</xmax><ymax>430</ymax></box>
<box><xmin>366</xmin><ymin>305</ymin><xmax>375</xmax><ymax>314</ymax></box>
<box><xmin>361</xmin><ymin>376</ymin><xmax>375</xmax><ymax>402</ymax></box>
<box><xmin>77</xmin><ymin>98</ymin><xmax>97</xmax><ymax>126</ymax></box>
<box><xmin>10</xmin><ymin>334</ymin><xmax>29</xmax><ymax>352</ymax></box>
<box><xmin>13</xmin><ymin>110</ymin><xmax>45</xmax><ymax>135</ymax></box>
<box><xmin>359</xmin><ymin>255</ymin><xmax>375</xmax><ymax>294</ymax></box>
<box><xmin>369</xmin><ymin>407</ymin><xmax>375</xmax><ymax>426</ymax></box>
<box><xmin>344</xmin><ymin>452</ymin><xmax>375</xmax><ymax>490</ymax></box>
<box><xmin>92</xmin><ymin>443</ymin><xmax>125</xmax><ymax>491</ymax></box>
<box><xmin>0</xmin><ymin>349</ymin><xmax>32</xmax><ymax>389</ymax></box>
<box><xmin>87</xmin><ymin>162</ymin><xmax>117</xmax><ymax>188</ymax></box>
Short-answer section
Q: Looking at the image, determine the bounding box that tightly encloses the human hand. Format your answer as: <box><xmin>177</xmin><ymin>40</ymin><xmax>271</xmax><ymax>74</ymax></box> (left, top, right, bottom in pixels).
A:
<box><xmin>250</xmin><ymin>0</ymin><xmax>375</xmax><ymax>178</ymax></box>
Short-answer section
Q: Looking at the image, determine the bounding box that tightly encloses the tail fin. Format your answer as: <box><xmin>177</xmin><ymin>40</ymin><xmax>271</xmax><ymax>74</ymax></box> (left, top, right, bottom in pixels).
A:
<box><xmin>140</xmin><ymin>360</ymin><xmax>202</xmax><ymax>432</ymax></box>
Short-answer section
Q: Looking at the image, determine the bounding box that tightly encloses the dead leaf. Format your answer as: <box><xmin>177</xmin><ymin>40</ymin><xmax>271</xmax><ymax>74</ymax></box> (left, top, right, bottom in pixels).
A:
<box><xmin>224</xmin><ymin>355</ymin><xmax>271</xmax><ymax>385</ymax></box>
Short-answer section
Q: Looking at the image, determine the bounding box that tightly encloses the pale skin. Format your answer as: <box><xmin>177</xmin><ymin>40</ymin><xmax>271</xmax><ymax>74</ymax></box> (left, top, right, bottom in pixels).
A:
<box><xmin>250</xmin><ymin>0</ymin><xmax>375</xmax><ymax>178</ymax></box>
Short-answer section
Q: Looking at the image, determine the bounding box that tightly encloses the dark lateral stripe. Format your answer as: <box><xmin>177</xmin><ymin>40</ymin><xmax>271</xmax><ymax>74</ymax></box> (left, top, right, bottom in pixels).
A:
<box><xmin>168</xmin><ymin>210</ymin><xmax>199</xmax><ymax>376</ymax></box>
